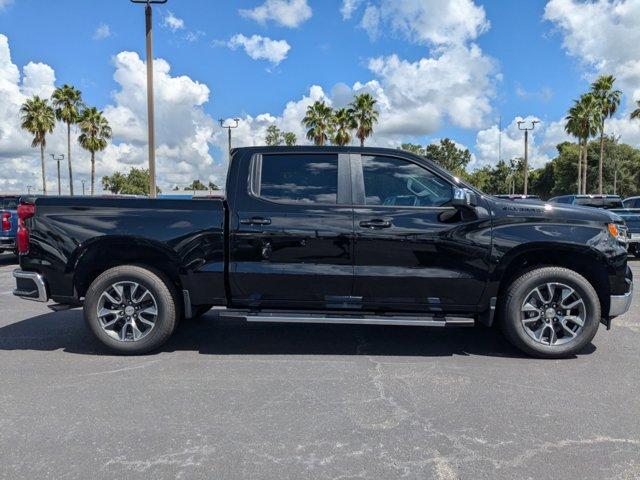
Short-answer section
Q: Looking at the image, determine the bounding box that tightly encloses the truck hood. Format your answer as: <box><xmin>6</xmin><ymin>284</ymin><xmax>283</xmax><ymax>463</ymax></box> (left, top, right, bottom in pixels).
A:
<box><xmin>488</xmin><ymin>197</ymin><xmax>623</xmax><ymax>224</ymax></box>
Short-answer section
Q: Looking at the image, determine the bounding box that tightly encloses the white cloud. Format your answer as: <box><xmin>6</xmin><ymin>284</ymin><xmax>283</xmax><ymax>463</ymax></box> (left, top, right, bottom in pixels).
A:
<box><xmin>0</xmin><ymin>0</ymin><xmax>14</xmax><ymax>10</ymax></box>
<box><xmin>347</xmin><ymin>0</ymin><xmax>489</xmax><ymax>46</ymax></box>
<box><xmin>239</xmin><ymin>0</ymin><xmax>312</xmax><ymax>28</ymax></box>
<box><xmin>162</xmin><ymin>11</ymin><xmax>185</xmax><ymax>32</ymax></box>
<box><xmin>473</xmin><ymin>116</ymin><xmax>564</xmax><ymax>170</ymax></box>
<box><xmin>228</xmin><ymin>34</ymin><xmax>291</xmax><ymax>65</ymax></box>
<box><xmin>367</xmin><ymin>44</ymin><xmax>497</xmax><ymax>135</ymax></box>
<box><xmin>93</xmin><ymin>24</ymin><xmax>111</xmax><ymax>40</ymax></box>
<box><xmin>544</xmin><ymin>0</ymin><xmax>640</xmax><ymax>151</ymax></box>
<box><xmin>0</xmin><ymin>34</ymin><xmax>223</xmax><ymax>193</ymax></box>
<box><xmin>340</xmin><ymin>0</ymin><xmax>363</xmax><ymax>20</ymax></box>
<box><xmin>544</xmin><ymin>0</ymin><xmax>640</xmax><ymax>106</ymax></box>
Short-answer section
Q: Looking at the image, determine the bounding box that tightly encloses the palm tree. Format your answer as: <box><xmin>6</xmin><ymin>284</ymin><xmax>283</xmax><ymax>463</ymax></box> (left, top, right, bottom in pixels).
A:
<box><xmin>630</xmin><ymin>100</ymin><xmax>640</xmax><ymax>122</ymax></box>
<box><xmin>348</xmin><ymin>93</ymin><xmax>379</xmax><ymax>147</ymax></box>
<box><xmin>302</xmin><ymin>101</ymin><xmax>334</xmax><ymax>146</ymax></box>
<box><xmin>20</xmin><ymin>96</ymin><xmax>56</xmax><ymax>195</ymax></box>
<box><xmin>565</xmin><ymin>94</ymin><xmax>599</xmax><ymax>194</ymax></box>
<box><xmin>332</xmin><ymin>108</ymin><xmax>357</xmax><ymax>146</ymax></box>
<box><xmin>52</xmin><ymin>85</ymin><xmax>84</xmax><ymax>196</ymax></box>
<box><xmin>591</xmin><ymin>75</ymin><xmax>621</xmax><ymax>194</ymax></box>
<box><xmin>78</xmin><ymin>107</ymin><xmax>112</xmax><ymax>195</ymax></box>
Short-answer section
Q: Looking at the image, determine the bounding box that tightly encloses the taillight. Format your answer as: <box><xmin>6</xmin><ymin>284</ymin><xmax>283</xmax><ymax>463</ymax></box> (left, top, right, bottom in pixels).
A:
<box><xmin>17</xmin><ymin>203</ymin><xmax>35</xmax><ymax>254</ymax></box>
<box><xmin>1</xmin><ymin>212</ymin><xmax>9</xmax><ymax>232</ymax></box>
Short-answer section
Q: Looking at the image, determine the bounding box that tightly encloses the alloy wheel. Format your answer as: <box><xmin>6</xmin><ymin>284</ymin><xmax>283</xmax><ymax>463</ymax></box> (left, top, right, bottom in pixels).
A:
<box><xmin>96</xmin><ymin>281</ymin><xmax>158</xmax><ymax>342</ymax></box>
<box><xmin>520</xmin><ymin>282</ymin><xmax>586</xmax><ymax>346</ymax></box>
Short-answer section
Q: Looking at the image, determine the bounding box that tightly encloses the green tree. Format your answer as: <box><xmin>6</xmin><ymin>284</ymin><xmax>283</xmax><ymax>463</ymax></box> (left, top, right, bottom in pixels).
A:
<box><xmin>184</xmin><ymin>179</ymin><xmax>208</xmax><ymax>191</ymax></box>
<box><xmin>20</xmin><ymin>96</ymin><xmax>56</xmax><ymax>195</ymax></box>
<box><xmin>282</xmin><ymin>131</ymin><xmax>297</xmax><ymax>146</ymax></box>
<box><xmin>332</xmin><ymin>108</ymin><xmax>356</xmax><ymax>146</ymax></box>
<box><xmin>303</xmin><ymin>101</ymin><xmax>333</xmax><ymax>146</ymax></box>
<box><xmin>78</xmin><ymin>107</ymin><xmax>112</xmax><ymax>195</ymax></box>
<box><xmin>425</xmin><ymin>138</ymin><xmax>472</xmax><ymax>176</ymax></box>
<box><xmin>630</xmin><ymin>99</ymin><xmax>640</xmax><ymax>122</ymax></box>
<box><xmin>591</xmin><ymin>75</ymin><xmax>621</xmax><ymax>194</ymax></box>
<box><xmin>208</xmin><ymin>181</ymin><xmax>220</xmax><ymax>191</ymax></box>
<box><xmin>51</xmin><ymin>85</ymin><xmax>83</xmax><ymax>196</ymax></box>
<box><xmin>265</xmin><ymin>125</ymin><xmax>283</xmax><ymax>146</ymax></box>
<box><xmin>399</xmin><ymin>143</ymin><xmax>425</xmax><ymax>155</ymax></box>
<box><xmin>102</xmin><ymin>168</ymin><xmax>161</xmax><ymax>195</ymax></box>
<box><xmin>565</xmin><ymin>94</ymin><xmax>599</xmax><ymax>194</ymax></box>
<box><xmin>348</xmin><ymin>93</ymin><xmax>379</xmax><ymax>147</ymax></box>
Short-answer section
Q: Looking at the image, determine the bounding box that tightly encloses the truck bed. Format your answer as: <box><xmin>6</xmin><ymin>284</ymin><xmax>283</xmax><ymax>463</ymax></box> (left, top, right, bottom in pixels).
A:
<box><xmin>19</xmin><ymin>196</ymin><xmax>227</xmax><ymax>306</ymax></box>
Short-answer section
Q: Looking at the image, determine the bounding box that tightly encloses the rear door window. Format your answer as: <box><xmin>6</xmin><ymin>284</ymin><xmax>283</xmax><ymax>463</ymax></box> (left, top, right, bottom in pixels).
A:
<box><xmin>254</xmin><ymin>154</ymin><xmax>339</xmax><ymax>205</ymax></box>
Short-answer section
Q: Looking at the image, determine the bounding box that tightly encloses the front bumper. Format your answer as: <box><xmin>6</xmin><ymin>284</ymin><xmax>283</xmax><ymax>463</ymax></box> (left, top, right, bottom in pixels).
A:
<box><xmin>13</xmin><ymin>269</ymin><xmax>48</xmax><ymax>302</ymax></box>
<box><xmin>610</xmin><ymin>279</ymin><xmax>633</xmax><ymax>317</ymax></box>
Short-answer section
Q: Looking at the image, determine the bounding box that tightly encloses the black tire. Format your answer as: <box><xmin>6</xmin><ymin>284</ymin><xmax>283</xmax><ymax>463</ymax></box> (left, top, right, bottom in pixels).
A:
<box><xmin>83</xmin><ymin>265</ymin><xmax>178</xmax><ymax>355</ymax></box>
<box><xmin>500</xmin><ymin>266</ymin><xmax>600</xmax><ymax>359</ymax></box>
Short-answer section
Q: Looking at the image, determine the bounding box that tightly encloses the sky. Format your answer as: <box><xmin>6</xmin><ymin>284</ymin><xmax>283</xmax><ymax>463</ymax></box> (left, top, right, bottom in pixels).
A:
<box><xmin>2</xmin><ymin>0</ymin><xmax>640</xmax><ymax>193</ymax></box>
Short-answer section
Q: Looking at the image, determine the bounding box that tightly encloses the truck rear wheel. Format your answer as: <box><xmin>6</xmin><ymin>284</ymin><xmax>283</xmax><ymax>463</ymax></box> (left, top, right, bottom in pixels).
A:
<box><xmin>83</xmin><ymin>265</ymin><xmax>178</xmax><ymax>354</ymax></box>
<box><xmin>500</xmin><ymin>267</ymin><xmax>600</xmax><ymax>358</ymax></box>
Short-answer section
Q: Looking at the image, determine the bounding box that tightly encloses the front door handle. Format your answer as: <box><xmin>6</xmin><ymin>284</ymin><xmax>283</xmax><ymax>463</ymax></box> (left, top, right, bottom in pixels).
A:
<box><xmin>360</xmin><ymin>219</ymin><xmax>392</xmax><ymax>229</ymax></box>
<box><xmin>240</xmin><ymin>217</ymin><xmax>272</xmax><ymax>226</ymax></box>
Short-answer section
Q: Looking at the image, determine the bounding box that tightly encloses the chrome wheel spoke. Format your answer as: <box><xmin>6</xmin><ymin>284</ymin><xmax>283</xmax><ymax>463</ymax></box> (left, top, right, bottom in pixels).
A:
<box><xmin>521</xmin><ymin>281</ymin><xmax>586</xmax><ymax>347</ymax></box>
<box><xmin>97</xmin><ymin>281</ymin><xmax>158</xmax><ymax>343</ymax></box>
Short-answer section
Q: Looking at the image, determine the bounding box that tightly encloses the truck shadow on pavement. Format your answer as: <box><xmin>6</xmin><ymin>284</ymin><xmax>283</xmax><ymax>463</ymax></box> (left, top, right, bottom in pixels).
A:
<box><xmin>0</xmin><ymin>309</ymin><xmax>596</xmax><ymax>359</ymax></box>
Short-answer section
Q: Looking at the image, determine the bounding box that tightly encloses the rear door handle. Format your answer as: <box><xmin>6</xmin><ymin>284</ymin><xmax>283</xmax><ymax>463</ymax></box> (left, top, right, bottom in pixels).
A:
<box><xmin>240</xmin><ymin>217</ymin><xmax>272</xmax><ymax>226</ymax></box>
<box><xmin>359</xmin><ymin>219</ymin><xmax>392</xmax><ymax>229</ymax></box>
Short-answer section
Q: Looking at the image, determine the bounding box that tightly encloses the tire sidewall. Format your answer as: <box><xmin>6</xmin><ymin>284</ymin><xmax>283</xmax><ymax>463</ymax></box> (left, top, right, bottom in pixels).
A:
<box><xmin>502</xmin><ymin>268</ymin><xmax>600</xmax><ymax>358</ymax></box>
<box><xmin>83</xmin><ymin>266</ymin><xmax>177</xmax><ymax>354</ymax></box>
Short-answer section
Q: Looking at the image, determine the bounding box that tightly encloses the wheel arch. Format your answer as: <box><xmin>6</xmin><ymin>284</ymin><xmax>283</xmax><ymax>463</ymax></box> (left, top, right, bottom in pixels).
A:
<box><xmin>72</xmin><ymin>236</ymin><xmax>183</xmax><ymax>300</ymax></box>
<box><xmin>493</xmin><ymin>243</ymin><xmax>611</xmax><ymax>319</ymax></box>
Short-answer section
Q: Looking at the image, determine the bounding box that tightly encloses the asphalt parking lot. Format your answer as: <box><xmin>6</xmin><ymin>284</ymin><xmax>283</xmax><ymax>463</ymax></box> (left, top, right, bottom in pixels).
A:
<box><xmin>0</xmin><ymin>253</ymin><xmax>639</xmax><ymax>480</ymax></box>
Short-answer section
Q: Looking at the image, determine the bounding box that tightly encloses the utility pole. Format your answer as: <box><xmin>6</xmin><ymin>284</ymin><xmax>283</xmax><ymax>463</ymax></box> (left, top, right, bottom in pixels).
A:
<box><xmin>81</xmin><ymin>179</ymin><xmax>86</xmax><ymax>196</ymax></box>
<box><xmin>498</xmin><ymin>115</ymin><xmax>502</xmax><ymax>164</ymax></box>
<box><xmin>50</xmin><ymin>154</ymin><xmax>65</xmax><ymax>195</ymax></box>
<box><xmin>131</xmin><ymin>0</ymin><xmax>167</xmax><ymax>198</ymax></box>
<box><xmin>219</xmin><ymin>118</ymin><xmax>240</xmax><ymax>161</ymax></box>
<box><xmin>517</xmin><ymin>120</ymin><xmax>539</xmax><ymax>195</ymax></box>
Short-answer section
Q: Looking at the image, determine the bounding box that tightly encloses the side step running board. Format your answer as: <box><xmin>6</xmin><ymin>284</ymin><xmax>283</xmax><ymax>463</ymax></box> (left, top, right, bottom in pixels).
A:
<box><xmin>219</xmin><ymin>311</ymin><xmax>474</xmax><ymax>327</ymax></box>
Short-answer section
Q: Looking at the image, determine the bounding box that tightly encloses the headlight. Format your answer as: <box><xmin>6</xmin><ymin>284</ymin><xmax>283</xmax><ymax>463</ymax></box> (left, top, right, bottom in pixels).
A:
<box><xmin>608</xmin><ymin>223</ymin><xmax>628</xmax><ymax>243</ymax></box>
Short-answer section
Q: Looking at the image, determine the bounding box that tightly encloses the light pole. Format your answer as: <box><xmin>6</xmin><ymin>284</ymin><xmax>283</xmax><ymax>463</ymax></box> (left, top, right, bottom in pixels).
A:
<box><xmin>517</xmin><ymin>120</ymin><xmax>539</xmax><ymax>195</ymax></box>
<box><xmin>26</xmin><ymin>185</ymin><xmax>33</xmax><ymax>195</ymax></box>
<box><xmin>50</xmin><ymin>154</ymin><xmax>65</xmax><ymax>195</ymax></box>
<box><xmin>81</xmin><ymin>179</ymin><xmax>86</xmax><ymax>196</ymax></box>
<box><xmin>219</xmin><ymin>118</ymin><xmax>240</xmax><ymax>161</ymax></box>
<box><xmin>131</xmin><ymin>0</ymin><xmax>167</xmax><ymax>198</ymax></box>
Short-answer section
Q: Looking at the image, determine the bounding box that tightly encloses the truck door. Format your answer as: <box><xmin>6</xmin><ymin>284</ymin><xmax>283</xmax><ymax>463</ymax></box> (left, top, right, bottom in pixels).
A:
<box><xmin>229</xmin><ymin>151</ymin><xmax>355</xmax><ymax>310</ymax></box>
<box><xmin>350</xmin><ymin>153</ymin><xmax>492</xmax><ymax>312</ymax></box>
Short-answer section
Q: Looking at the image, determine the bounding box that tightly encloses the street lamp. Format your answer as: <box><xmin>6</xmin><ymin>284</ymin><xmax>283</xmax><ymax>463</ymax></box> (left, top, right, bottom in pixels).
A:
<box><xmin>26</xmin><ymin>185</ymin><xmax>33</xmax><ymax>195</ymax></box>
<box><xmin>81</xmin><ymin>179</ymin><xmax>86</xmax><ymax>196</ymax></box>
<box><xmin>517</xmin><ymin>120</ymin><xmax>539</xmax><ymax>195</ymax></box>
<box><xmin>50</xmin><ymin>154</ymin><xmax>65</xmax><ymax>195</ymax></box>
<box><xmin>131</xmin><ymin>0</ymin><xmax>168</xmax><ymax>198</ymax></box>
<box><xmin>219</xmin><ymin>118</ymin><xmax>240</xmax><ymax>161</ymax></box>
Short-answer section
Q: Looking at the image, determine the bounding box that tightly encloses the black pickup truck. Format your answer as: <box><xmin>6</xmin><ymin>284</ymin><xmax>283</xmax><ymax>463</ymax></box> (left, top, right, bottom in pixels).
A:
<box><xmin>13</xmin><ymin>147</ymin><xmax>633</xmax><ymax>358</ymax></box>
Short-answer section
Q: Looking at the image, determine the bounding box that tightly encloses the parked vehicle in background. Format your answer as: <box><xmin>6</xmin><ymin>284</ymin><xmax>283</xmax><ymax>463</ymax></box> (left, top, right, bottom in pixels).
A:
<box><xmin>611</xmin><ymin>207</ymin><xmax>640</xmax><ymax>257</ymax></box>
<box><xmin>12</xmin><ymin>146</ymin><xmax>633</xmax><ymax>359</ymax></box>
<box><xmin>0</xmin><ymin>195</ymin><xmax>20</xmax><ymax>255</ymax></box>
<box><xmin>549</xmin><ymin>195</ymin><xmax>623</xmax><ymax>209</ymax></box>
<box><xmin>622</xmin><ymin>196</ymin><xmax>640</xmax><ymax>208</ymax></box>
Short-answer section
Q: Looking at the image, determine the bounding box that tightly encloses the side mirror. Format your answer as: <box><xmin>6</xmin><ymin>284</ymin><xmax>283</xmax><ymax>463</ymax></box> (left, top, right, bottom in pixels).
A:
<box><xmin>452</xmin><ymin>187</ymin><xmax>476</xmax><ymax>208</ymax></box>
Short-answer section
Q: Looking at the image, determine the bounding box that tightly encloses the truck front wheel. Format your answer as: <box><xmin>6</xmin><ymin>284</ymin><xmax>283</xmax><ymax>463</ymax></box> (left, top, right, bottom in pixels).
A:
<box><xmin>83</xmin><ymin>265</ymin><xmax>178</xmax><ymax>354</ymax></box>
<box><xmin>500</xmin><ymin>267</ymin><xmax>600</xmax><ymax>358</ymax></box>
